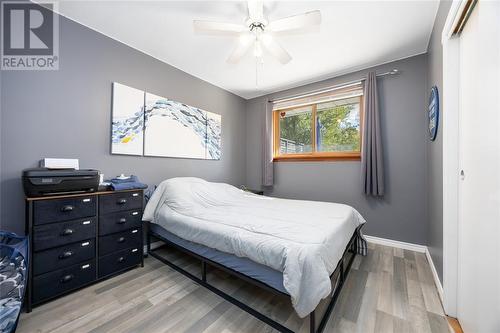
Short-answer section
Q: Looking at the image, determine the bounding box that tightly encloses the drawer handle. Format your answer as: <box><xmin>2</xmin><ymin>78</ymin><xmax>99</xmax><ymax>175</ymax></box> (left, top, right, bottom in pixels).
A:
<box><xmin>59</xmin><ymin>251</ymin><xmax>73</xmax><ymax>259</ymax></box>
<box><xmin>117</xmin><ymin>218</ymin><xmax>127</xmax><ymax>224</ymax></box>
<box><xmin>117</xmin><ymin>199</ymin><xmax>127</xmax><ymax>205</ymax></box>
<box><xmin>61</xmin><ymin>228</ymin><xmax>74</xmax><ymax>236</ymax></box>
<box><xmin>117</xmin><ymin>237</ymin><xmax>126</xmax><ymax>243</ymax></box>
<box><xmin>60</xmin><ymin>274</ymin><xmax>74</xmax><ymax>283</ymax></box>
<box><xmin>118</xmin><ymin>257</ymin><xmax>125</xmax><ymax>263</ymax></box>
<box><xmin>61</xmin><ymin>205</ymin><xmax>74</xmax><ymax>212</ymax></box>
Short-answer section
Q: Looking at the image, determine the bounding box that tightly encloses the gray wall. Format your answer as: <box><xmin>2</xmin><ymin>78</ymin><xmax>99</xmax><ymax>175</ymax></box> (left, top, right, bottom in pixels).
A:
<box><xmin>246</xmin><ymin>55</ymin><xmax>429</xmax><ymax>245</ymax></box>
<box><xmin>426</xmin><ymin>0</ymin><xmax>452</xmax><ymax>283</ymax></box>
<box><xmin>0</xmin><ymin>14</ymin><xmax>247</xmax><ymax>234</ymax></box>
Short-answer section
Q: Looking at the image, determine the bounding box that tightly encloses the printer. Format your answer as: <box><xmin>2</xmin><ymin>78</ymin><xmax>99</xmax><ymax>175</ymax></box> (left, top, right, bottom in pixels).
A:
<box><xmin>23</xmin><ymin>168</ymin><xmax>100</xmax><ymax>197</ymax></box>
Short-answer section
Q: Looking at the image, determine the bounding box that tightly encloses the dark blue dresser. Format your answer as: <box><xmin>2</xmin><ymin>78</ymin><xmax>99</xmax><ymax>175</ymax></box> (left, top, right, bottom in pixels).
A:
<box><xmin>25</xmin><ymin>189</ymin><xmax>144</xmax><ymax>311</ymax></box>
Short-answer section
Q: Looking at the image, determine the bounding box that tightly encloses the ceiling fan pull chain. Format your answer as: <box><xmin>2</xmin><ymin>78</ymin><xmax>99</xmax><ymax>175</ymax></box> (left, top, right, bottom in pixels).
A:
<box><xmin>255</xmin><ymin>58</ymin><xmax>259</xmax><ymax>87</ymax></box>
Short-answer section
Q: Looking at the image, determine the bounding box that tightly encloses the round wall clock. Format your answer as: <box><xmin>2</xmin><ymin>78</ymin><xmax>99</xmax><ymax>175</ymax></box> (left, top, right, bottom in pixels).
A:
<box><xmin>428</xmin><ymin>86</ymin><xmax>439</xmax><ymax>141</ymax></box>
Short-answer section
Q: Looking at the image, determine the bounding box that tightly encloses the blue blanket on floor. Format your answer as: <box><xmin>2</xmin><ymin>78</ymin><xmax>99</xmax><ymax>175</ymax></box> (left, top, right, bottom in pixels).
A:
<box><xmin>0</xmin><ymin>232</ymin><xmax>28</xmax><ymax>333</ymax></box>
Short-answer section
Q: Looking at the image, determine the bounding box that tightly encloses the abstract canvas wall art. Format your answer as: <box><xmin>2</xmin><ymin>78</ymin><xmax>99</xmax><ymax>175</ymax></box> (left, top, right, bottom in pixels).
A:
<box><xmin>206</xmin><ymin>111</ymin><xmax>222</xmax><ymax>160</ymax></box>
<box><xmin>144</xmin><ymin>93</ymin><xmax>207</xmax><ymax>159</ymax></box>
<box><xmin>111</xmin><ymin>82</ymin><xmax>145</xmax><ymax>155</ymax></box>
<box><xmin>111</xmin><ymin>82</ymin><xmax>221</xmax><ymax>160</ymax></box>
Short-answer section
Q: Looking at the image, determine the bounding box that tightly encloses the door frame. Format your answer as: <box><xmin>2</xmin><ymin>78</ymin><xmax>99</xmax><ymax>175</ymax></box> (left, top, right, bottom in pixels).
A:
<box><xmin>441</xmin><ymin>0</ymin><xmax>470</xmax><ymax>318</ymax></box>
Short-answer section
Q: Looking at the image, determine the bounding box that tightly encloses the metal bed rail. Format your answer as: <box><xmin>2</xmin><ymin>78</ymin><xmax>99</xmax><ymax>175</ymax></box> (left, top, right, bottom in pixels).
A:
<box><xmin>146</xmin><ymin>222</ymin><xmax>357</xmax><ymax>333</ymax></box>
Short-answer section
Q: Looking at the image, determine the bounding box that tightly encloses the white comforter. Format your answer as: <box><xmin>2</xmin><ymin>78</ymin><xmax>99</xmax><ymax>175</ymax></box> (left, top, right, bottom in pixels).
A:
<box><xmin>143</xmin><ymin>177</ymin><xmax>366</xmax><ymax>317</ymax></box>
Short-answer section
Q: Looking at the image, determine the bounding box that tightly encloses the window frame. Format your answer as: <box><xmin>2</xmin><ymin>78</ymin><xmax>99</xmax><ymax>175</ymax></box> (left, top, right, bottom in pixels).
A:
<box><xmin>273</xmin><ymin>95</ymin><xmax>364</xmax><ymax>162</ymax></box>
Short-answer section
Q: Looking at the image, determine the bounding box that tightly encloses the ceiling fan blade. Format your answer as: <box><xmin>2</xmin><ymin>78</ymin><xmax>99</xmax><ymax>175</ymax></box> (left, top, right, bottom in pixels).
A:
<box><xmin>193</xmin><ymin>20</ymin><xmax>245</xmax><ymax>35</ymax></box>
<box><xmin>227</xmin><ymin>33</ymin><xmax>254</xmax><ymax>64</ymax></box>
<box><xmin>267</xmin><ymin>10</ymin><xmax>321</xmax><ymax>33</ymax></box>
<box><xmin>247</xmin><ymin>1</ymin><xmax>264</xmax><ymax>21</ymax></box>
<box><xmin>261</xmin><ymin>34</ymin><xmax>291</xmax><ymax>64</ymax></box>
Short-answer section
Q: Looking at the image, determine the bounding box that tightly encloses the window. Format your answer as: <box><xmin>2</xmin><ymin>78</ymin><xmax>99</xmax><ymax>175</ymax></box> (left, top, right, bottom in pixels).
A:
<box><xmin>273</xmin><ymin>85</ymin><xmax>363</xmax><ymax>161</ymax></box>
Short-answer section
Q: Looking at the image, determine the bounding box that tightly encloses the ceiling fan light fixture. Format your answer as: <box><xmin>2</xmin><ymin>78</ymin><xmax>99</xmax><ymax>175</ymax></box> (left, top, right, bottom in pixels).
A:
<box><xmin>261</xmin><ymin>33</ymin><xmax>273</xmax><ymax>45</ymax></box>
<box><xmin>239</xmin><ymin>33</ymin><xmax>253</xmax><ymax>45</ymax></box>
<box><xmin>194</xmin><ymin>1</ymin><xmax>321</xmax><ymax>64</ymax></box>
<box><xmin>246</xmin><ymin>18</ymin><xmax>268</xmax><ymax>28</ymax></box>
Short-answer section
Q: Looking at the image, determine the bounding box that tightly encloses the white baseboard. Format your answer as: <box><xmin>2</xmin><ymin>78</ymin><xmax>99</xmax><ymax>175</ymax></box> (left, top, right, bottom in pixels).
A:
<box><xmin>364</xmin><ymin>235</ymin><xmax>427</xmax><ymax>253</ymax></box>
<box><xmin>425</xmin><ymin>248</ymin><xmax>444</xmax><ymax>303</ymax></box>
<box><xmin>365</xmin><ymin>235</ymin><xmax>444</xmax><ymax>303</ymax></box>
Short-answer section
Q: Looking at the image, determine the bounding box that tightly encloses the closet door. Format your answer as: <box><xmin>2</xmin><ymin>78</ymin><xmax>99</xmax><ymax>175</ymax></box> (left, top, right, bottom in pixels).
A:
<box><xmin>458</xmin><ymin>1</ymin><xmax>500</xmax><ymax>332</ymax></box>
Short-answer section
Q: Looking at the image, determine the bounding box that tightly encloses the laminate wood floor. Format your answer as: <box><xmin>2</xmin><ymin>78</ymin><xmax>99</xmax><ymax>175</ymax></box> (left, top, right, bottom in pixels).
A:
<box><xmin>17</xmin><ymin>242</ymin><xmax>450</xmax><ymax>333</ymax></box>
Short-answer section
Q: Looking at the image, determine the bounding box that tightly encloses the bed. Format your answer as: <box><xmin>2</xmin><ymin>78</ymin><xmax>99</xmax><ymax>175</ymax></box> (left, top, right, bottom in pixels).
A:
<box><xmin>143</xmin><ymin>177</ymin><xmax>367</xmax><ymax>333</ymax></box>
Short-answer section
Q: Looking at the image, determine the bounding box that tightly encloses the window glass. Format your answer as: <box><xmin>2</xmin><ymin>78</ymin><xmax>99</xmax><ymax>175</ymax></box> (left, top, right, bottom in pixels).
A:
<box><xmin>278</xmin><ymin>106</ymin><xmax>313</xmax><ymax>154</ymax></box>
<box><xmin>316</xmin><ymin>97</ymin><xmax>361</xmax><ymax>153</ymax></box>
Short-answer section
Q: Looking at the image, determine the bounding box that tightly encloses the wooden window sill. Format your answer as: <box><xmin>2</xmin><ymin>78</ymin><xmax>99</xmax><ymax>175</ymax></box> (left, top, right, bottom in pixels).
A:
<box><xmin>273</xmin><ymin>154</ymin><xmax>361</xmax><ymax>162</ymax></box>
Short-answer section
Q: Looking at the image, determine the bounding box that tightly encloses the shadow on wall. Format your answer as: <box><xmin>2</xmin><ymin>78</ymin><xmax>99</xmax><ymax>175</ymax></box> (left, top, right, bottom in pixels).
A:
<box><xmin>1</xmin><ymin>178</ymin><xmax>25</xmax><ymax>230</ymax></box>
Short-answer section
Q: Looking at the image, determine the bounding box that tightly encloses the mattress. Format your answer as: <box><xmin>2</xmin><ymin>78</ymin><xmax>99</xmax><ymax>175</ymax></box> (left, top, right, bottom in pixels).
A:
<box><xmin>143</xmin><ymin>177</ymin><xmax>366</xmax><ymax>317</ymax></box>
<box><xmin>150</xmin><ymin>223</ymin><xmax>287</xmax><ymax>294</ymax></box>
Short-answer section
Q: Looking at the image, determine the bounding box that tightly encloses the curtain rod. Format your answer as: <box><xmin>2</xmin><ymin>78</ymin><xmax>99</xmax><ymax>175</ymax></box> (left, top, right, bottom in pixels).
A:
<box><xmin>269</xmin><ymin>69</ymin><xmax>400</xmax><ymax>104</ymax></box>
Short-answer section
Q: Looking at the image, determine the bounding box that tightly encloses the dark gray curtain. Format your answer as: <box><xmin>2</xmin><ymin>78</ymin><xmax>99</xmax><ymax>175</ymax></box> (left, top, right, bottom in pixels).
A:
<box><xmin>362</xmin><ymin>72</ymin><xmax>384</xmax><ymax>196</ymax></box>
<box><xmin>262</xmin><ymin>101</ymin><xmax>274</xmax><ymax>186</ymax></box>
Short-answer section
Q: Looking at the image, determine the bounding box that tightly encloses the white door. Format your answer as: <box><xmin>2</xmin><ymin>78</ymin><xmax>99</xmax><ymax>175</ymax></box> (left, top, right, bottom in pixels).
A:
<box><xmin>458</xmin><ymin>1</ymin><xmax>500</xmax><ymax>332</ymax></box>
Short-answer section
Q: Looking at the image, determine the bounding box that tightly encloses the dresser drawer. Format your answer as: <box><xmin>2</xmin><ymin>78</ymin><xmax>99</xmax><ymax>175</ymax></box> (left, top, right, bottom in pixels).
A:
<box><xmin>99</xmin><ymin>228</ymin><xmax>141</xmax><ymax>256</ymax></box>
<box><xmin>99</xmin><ymin>191</ymin><xmax>142</xmax><ymax>215</ymax></box>
<box><xmin>33</xmin><ymin>217</ymin><xmax>96</xmax><ymax>251</ymax></box>
<box><xmin>34</xmin><ymin>196</ymin><xmax>96</xmax><ymax>225</ymax></box>
<box><xmin>98</xmin><ymin>247</ymin><xmax>141</xmax><ymax>278</ymax></box>
<box><xmin>33</xmin><ymin>260</ymin><xmax>96</xmax><ymax>304</ymax></box>
<box><xmin>33</xmin><ymin>239</ymin><xmax>95</xmax><ymax>276</ymax></box>
<box><xmin>99</xmin><ymin>210</ymin><xmax>142</xmax><ymax>236</ymax></box>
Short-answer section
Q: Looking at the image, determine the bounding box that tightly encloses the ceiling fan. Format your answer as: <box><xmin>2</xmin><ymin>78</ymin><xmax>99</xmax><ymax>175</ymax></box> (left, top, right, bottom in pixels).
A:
<box><xmin>193</xmin><ymin>1</ymin><xmax>321</xmax><ymax>64</ymax></box>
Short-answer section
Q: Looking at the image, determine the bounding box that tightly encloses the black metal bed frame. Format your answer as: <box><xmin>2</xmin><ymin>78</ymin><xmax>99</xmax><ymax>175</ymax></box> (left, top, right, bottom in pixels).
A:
<box><xmin>147</xmin><ymin>222</ymin><xmax>357</xmax><ymax>333</ymax></box>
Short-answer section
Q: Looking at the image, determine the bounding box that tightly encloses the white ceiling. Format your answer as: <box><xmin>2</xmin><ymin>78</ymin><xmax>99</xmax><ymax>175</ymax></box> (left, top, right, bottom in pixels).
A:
<box><xmin>49</xmin><ymin>1</ymin><xmax>439</xmax><ymax>99</ymax></box>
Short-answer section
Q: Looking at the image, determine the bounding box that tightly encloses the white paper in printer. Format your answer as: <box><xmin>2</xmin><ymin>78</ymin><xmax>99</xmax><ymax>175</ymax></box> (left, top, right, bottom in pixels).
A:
<box><xmin>40</xmin><ymin>158</ymin><xmax>79</xmax><ymax>170</ymax></box>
